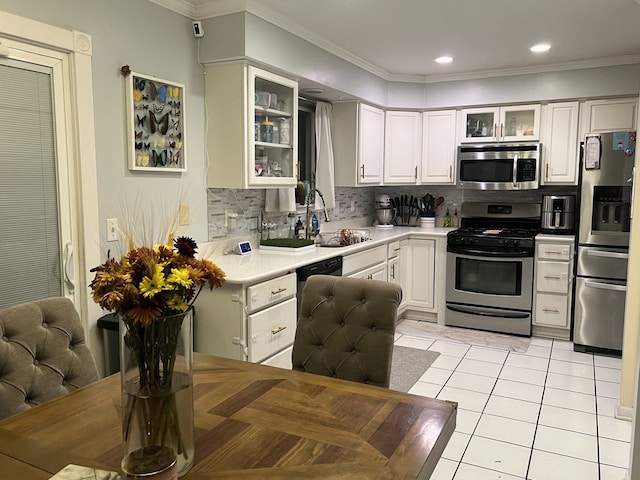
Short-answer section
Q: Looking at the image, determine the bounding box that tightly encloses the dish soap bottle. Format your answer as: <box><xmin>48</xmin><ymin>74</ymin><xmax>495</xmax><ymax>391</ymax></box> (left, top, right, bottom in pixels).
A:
<box><xmin>443</xmin><ymin>208</ymin><xmax>453</xmax><ymax>227</ymax></box>
<box><xmin>295</xmin><ymin>216</ymin><xmax>304</xmax><ymax>239</ymax></box>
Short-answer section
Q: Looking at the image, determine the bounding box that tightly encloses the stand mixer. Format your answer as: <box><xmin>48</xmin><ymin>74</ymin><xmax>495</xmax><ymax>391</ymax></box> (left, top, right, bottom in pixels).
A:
<box><xmin>374</xmin><ymin>194</ymin><xmax>396</xmax><ymax>228</ymax></box>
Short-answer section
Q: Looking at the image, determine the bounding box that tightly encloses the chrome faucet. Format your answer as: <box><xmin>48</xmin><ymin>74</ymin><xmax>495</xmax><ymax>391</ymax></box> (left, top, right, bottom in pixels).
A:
<box><xmin>305</xmin><ymin>188</ymin><xmax>330</xmax><ymax>239</ymax></box>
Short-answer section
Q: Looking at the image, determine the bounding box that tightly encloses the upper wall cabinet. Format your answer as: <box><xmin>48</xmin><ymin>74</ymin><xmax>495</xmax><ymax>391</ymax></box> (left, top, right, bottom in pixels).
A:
<box><xmin>421</xmin><ymin>110</ymin><xmax>457</xmax><ymax>185</ymax></box>
<box><xmin>333</xmin><ymin>102</ymin><xmax>384</xmax><ymax>186</ymax></box>
<box><xmin>205</xmin><ymin>63</ymin><xmax>298</xmax><ymax>188</ymax></box>
<box><xmin>459</xmin><ymin>104</ymin><xmax>541</xmax><ymax>143</ymax></box>
<box><xmin>581</xmin><ymin>97</ymin><xmax>638</xmax><ymax>135</ymax></box>
<box><xmin>384</xmin><ymin>111</ymin><xmax>421</xmax><ymax>184</ymax></box>
<box><xmin>540</xmin><ymin>101</ymin><xmax>580</xmax><ymax>185</ymax></box>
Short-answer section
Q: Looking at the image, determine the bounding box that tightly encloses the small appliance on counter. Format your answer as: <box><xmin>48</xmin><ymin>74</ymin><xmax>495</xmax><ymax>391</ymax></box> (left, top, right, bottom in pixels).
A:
<box><xmin>541</xmin><ymin>195</ymin><xmax>576</xmax><ymax>234</ymax></box>
<box><xmin>374</xmin><ymin>194</ymin><xmax>396</xmax><ymax>228</ymax></box>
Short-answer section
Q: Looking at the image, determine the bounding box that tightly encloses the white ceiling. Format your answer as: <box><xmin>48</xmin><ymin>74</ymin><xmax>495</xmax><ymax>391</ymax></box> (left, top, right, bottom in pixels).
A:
<box><xmin>153</xmin><ymin>0</ymin><xmax>640</xmax><ymax>83</ymax></box>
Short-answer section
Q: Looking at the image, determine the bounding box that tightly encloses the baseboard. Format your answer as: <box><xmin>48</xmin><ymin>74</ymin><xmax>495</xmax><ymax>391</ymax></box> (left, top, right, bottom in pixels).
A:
<box><xmin>616</xmin><ymin>404</ymin><xmax>634</xmax><ymax>422</ymax></box>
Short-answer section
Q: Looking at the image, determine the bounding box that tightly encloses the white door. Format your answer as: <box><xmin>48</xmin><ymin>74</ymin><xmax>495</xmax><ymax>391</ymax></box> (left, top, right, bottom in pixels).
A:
<box><xmin>0</xmin><ymin>55</ymin><xmax>76</xmax><ymax>309</ymax></box>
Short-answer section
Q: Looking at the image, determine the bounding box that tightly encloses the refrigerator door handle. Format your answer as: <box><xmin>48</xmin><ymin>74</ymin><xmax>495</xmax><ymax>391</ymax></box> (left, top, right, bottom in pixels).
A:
<box><xmin>584</xmin><ymin>280</ymin><xmax>627</xmax><ymax>292</ymax></box>
<box><xmin>586</xmin><ymin>249</ymin><xmax>629</xmax><ymax>260</ymax></box>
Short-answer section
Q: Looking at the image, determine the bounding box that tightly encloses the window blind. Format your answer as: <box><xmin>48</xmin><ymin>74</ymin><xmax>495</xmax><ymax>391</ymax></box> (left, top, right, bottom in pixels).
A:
<box><xmin>0</xmin><ymin>61</ymin><xmax>61</xmax><ymax>309</ymax></box>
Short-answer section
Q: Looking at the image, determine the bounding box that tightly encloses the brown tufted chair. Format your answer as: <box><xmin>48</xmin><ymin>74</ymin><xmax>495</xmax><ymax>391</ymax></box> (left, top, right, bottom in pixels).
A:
<box><xmin>0</xmin><ymin>297</ymin><xmax>99</xmax><ymax>419</ymax></box>
<box><xmin>292</xmin><ymin>275</ymin><xmax>402</xmax><ymax>388</ymax></box>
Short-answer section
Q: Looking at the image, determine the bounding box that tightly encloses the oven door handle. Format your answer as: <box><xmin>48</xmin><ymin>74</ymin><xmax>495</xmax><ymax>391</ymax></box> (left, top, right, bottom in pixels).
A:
<box><xmin>447</xmin><ymin>246</ymin><xmax>533</xmax><ymax>258</ymax></box>
<box><xmin>446</xmin><ymin>304</ymin><xmax>530</xmax><ymax>319</ymax></box>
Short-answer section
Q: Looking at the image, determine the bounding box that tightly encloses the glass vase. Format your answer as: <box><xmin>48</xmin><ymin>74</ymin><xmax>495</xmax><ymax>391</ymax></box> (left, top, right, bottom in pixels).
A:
<box><xmin>119</xmin><ymin>308</ymin><xmax>194</xmax><ymax>478</ymax></box>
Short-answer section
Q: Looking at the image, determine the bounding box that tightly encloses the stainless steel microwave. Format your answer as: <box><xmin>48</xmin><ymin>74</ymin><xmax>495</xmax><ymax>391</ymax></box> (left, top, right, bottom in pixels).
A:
<box><xmin>457</xmin><ymin>143</ymin><xmax>542</xmax><ymax>190</ymax></box>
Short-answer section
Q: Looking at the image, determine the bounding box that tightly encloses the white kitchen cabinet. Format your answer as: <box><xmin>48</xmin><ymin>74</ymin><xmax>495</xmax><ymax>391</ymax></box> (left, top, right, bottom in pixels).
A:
<box><xmin>421</xmin><ymin>110</ymin><xmax>456</xmax><ymax>184</ymax></box>
<box><xmin>541</xmin><ymin>101</ymin><xmax>580</xmax><ymax>185</ymax></box>
<box><xmin>193</xmin><ymin>272</ymin><xmax>297</xmax><ymax>363</ymax></box>
<box><xmin>384</xmin><ymin>111</ymin><xmax>421</xmax><ymax>184</ymax></box>
<box><xmin>205</xmin><ymin>63</ymin><xmax>298</xmax><ymax>188</ymax></box>
<box><xmin>459</xmin><ymin>104</ymin><xmax>541</xmax><ymax>143</ymax></box>
<box><xmin>581</xmin><ymin>97</ymin><xmax>637</xmax><ymax>134</ymax></box>
<box><xmin>333</xmin><ymin>102</ymin><xmax>384</xmax><ymax>186</ymax></box>
<box><xmin>532</xmin><ymin>235</ymin><xmax>575</xmax><ymax>339</ymax></box>
<box><xmin>405</xmin><ymin>238</ymin><xmax>436</xmax><ymax>310</ymax></box>
<box><xmin>343</xmin><ymin>244</ymin><xmax>387</xmax><ymax>279</ymax></box>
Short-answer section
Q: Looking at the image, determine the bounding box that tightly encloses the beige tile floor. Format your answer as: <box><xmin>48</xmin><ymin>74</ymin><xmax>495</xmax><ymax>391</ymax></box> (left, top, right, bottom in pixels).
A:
<box><xmin>394</xmin><ymin>320</ymin><xmax>630</xmax><ymax>480</ymax></box>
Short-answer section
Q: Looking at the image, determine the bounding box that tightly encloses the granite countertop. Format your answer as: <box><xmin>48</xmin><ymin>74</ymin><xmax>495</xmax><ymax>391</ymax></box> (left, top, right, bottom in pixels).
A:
<box><xmin>201</xmin><ymin>226</ymin><xmax>455</xmax><ymax>284</ymax></box>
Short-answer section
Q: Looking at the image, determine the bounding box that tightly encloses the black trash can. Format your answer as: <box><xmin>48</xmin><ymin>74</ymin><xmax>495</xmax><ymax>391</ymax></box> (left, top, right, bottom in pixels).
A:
<box><xmin>97</xmin><ymin>313</ymin><xmax>120</xmax><ymax>375</ymax></box>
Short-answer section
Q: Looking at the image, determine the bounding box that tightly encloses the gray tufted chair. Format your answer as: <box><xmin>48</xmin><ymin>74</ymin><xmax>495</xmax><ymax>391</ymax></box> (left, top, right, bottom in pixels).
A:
<box><xmin>292</xmin><ymin>275</ymin><xmax>402</xmax><ymax>388</ymax></box>
<box><xmin>0</xmin><ymin>297</ymin><xmax>99</xmax><ymax>419</ymax></box>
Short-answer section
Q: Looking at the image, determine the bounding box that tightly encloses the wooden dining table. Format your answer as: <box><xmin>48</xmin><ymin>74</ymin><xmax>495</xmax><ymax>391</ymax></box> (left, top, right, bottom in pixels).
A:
<box><xmin>0</xmin><ymin>353</ymin><xmax>456</xmax><ymax>479</ymax></box>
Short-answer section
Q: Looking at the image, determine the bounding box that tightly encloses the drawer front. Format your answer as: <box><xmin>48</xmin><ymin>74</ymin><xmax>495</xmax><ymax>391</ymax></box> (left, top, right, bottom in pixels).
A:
<box><xmin>248</xmin><ymin>296</ymin><xmax>297</xmax><ymax>363</ymax></box>
<box><xmin>535</xmin><ymin>293</ymin><xmax>569</xmax><ymax>328</ymax></box>
<box><xmin>246</xmin><ymin>272</ymin><xmax>296</xmax><ymax>313</ymax></box>
<box><xmin>537</xmin><ymin>261</ymin><xmax>570</xmax><ymax>293</ymax></box>
<box><xmin>347</xmin><ymin>263</ymin><xmax>387</xmax><ymax>281</ymax></box>
<box><xmin>342</xmin><ymin>245</ymin><xmax>386</xmax><ymax>276</ymax></box>
<box><xmin>537</xmin><ymin>243</ymin><xmax>572</xmax><ymax>261</ymax></box>
<box><xmin>387</xmin><ymin>240</ymin><xmax>401</xmax><ymax>259</ymax></box>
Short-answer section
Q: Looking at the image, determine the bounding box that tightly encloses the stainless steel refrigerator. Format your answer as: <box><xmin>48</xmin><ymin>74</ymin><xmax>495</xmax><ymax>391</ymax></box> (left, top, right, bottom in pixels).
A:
<box><xmin>573</xmin><ymin>131</ymin><xmax>635</xmax><ymax>354</ymax></box>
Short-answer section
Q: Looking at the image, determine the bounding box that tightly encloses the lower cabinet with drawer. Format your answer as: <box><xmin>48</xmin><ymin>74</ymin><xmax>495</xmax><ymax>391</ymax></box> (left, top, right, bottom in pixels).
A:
<box><xmin>343</xmin><ymin>244</ymin><xmax>387</xmax><ymax>280</ymax></box>
<box><xmin>194</xmin><ymin>272</ymin><xmax>297</xmax><ymax>364</ymax></box>
<box><xmin>532</xmin><ymin>234</ymin><xmax>575</xmax><ymax>339</ymax></box>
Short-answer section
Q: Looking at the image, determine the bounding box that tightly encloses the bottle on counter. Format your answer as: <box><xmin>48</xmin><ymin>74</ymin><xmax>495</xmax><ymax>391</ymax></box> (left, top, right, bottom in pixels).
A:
<box><xmin>295</xmin><ymin>216</ymin><xmax>304</xmax><ymax>239</ymax></box>
<box><xmin>443</xmin><ymin>208</ymin><xmax>453</xmax><ymax>227</ymax></box>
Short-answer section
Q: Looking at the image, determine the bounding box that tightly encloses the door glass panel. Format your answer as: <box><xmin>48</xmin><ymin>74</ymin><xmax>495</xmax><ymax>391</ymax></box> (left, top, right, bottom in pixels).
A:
<box><xmin>455</xmin><ymin>257</ymin><xmax>522</xmax><ymax>295</ymax></box>
<box><xmin>465</xmin><ymin>112</ymin><xmax>495</xmax><ymax>139</ymax></box>
<box><xmin>503</xmin><ymin>109</ymin><xmax>536</xmax><ymax>137</ymax></box>
<box><xmin>0</xmin><ymin>61</ymin><xmax>61</xmax><ymax>309</ymax></box>
<box><xmin>460</xmin><ymin>159</ymin><xmax>514</xmax><ymax>182</ymax></box>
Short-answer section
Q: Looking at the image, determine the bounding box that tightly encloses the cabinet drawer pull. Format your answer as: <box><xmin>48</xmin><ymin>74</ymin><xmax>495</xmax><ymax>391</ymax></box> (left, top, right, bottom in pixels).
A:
<box><xmin>367</xmin><ymin>274</ymin><xmax>373</xmax><ymax>280</ymax></box>
<box><xmin>271</xmin><ymin>287</ymin><xmax>287</xmax><ymax>295</ymax></box>
<box><xmin>360</xmin><ymin>164</ymin><xmax>365</xmax><ymax>179</ymax></box>
<box><xmin>393</xmin><ymin>248</ymin><xmax>401</xmax><ymax>252</ymax></box>
<box><xmin>449</xmin><ymin>165</ymin><xmax>452</xmax><ymax>179</ymax></box>
<box><xmin>543</xmin><ymin>275</ymin><xmax>562</xmax><ymax>280</ymax></box>
<box><xmin>271</xmin><ymin>325</ymin><xmax>287</xmax><ymax>335</ymax></box>
<box><xmin>544</xmin><ymin>250</ymin><xmax>564</xmax><ymax>255</ymax></box>
<box><xmin>542</xmin><ymin>308</ymin><xmax>560</xmax><ymax>313</ymax></box>
<box><xmin>414</xmin><ymin>165</ymin><xmax>418</xmax><ymax>179</ymax></box>
<box><xmin>546</xmin><ymin>163</ymin><xmax>549</xmax><ymax>180</ymax></box>
<box><xmin>391</xmin><ymin>264</ymin><xmax>396</xmax><ymax>279</ymax></box>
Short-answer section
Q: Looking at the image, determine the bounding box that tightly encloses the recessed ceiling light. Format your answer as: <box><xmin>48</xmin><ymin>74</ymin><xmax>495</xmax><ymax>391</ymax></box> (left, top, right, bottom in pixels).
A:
<box><xmin>530</xmin><ymin>43</ymin><xmax>551</xmax><ymax>53</ymax></box>
<box><xmin>301</xmin><ymin>88</ymin><xmax>325</xmax><ymax>95</ymax></box>
<box><xmin>436</xmin><ymin>56</ymin><xmax>453</xmax><ymax>64</ymax></box>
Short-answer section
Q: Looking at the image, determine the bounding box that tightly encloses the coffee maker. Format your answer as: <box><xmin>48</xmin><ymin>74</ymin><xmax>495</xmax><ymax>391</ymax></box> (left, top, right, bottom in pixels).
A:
<box><xmin>542</xmin><ymin>195</ymin><xmax>576</xmax><ymax>233</ymax></box>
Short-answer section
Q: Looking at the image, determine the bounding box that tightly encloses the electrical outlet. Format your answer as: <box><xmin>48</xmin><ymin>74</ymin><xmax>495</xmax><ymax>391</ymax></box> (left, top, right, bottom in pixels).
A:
<box><xmin>179</xmin><ymin>204</ymin><xmax>190</xmax><ymax>225</ymax></box>
<box><xmin>107</xmin><ymin>218</ymin><xmax>119</xmax><ymax>242</ymax></box>
<box><xmin>225</xmin><ymin>210</ymin><xmax>239</xmax><ymax>229</ymax></box>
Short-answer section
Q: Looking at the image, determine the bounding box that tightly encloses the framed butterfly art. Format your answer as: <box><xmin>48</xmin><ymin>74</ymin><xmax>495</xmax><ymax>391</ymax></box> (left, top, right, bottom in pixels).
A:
<box><xmin>125</xmin><ymin>71</ymin><xmax>186</xmax><ymax>172</ymax></box>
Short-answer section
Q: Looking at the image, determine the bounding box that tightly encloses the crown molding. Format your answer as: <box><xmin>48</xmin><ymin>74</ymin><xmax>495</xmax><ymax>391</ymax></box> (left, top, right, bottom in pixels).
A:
<box><xmin>149</xmin><ymin>1</ymin><xmax>640</xmax><ymax>85</ymax></box>
<box><xmin>147</xmin><ymin>0</ymin><xmax>197</xmax><ymax>18</ymax></box>
<box><xmin>390</xmin><ymin>54</ymin><xmax>640</xmax><ymax>84</ymax></box>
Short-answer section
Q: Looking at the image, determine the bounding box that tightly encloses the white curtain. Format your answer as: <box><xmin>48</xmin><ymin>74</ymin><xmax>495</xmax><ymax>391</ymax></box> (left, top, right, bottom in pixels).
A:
<box><xmin>314</xmin><ymin>101</ymin><xmax>336</xmax><ymax>209</ymax></box>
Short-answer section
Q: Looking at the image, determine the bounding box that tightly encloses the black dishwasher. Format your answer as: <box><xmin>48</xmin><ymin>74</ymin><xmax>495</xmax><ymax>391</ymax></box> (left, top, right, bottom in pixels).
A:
<box><xmin>296</xmin><ymin>256</ymin><xmax>343</xmax><ymax>314</ymax></box>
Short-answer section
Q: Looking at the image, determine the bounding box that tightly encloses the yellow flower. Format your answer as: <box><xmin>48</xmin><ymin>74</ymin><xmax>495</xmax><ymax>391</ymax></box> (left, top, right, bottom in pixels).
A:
<box><xmin>166</xmin><ymin>267</ymin><xmax>192</xmax><ymax>288</ymax></box>
<box><xmin>166</xmin><ymin>293</ymin><xmax>188</xmax><ymax>311</ymax></box>
<box><xmin>139</xmin><ymin>264</ymin><xmax>166</xmax><ymax>298</ymax></box>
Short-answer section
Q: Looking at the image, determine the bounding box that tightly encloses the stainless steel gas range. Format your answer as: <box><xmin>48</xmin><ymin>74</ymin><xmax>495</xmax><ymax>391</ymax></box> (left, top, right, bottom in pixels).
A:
<box><xmin>445</xmin><ymin>202</ymin><xmax>542</xmax><ymax>336</ymax></box>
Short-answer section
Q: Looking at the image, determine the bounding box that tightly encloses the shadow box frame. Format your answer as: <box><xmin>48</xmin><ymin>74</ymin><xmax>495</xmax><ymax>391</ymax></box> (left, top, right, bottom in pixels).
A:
<box><xmin>125</xmin><ymin>71</ymin><xmax>186</xmax><ymax>172</ymax></box>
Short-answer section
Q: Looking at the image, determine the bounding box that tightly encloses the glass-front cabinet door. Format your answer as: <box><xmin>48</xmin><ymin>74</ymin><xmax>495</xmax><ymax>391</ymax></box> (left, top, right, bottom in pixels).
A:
<box><xmin>499</xmin><ymin>104</ymin><xmax>540</xmax><ymax>141</ymax></box>
<box><xmin>205</xmin><ymin>63</ymin><xmax>297</xmax><ymax>189</ymax></box>
<box><xmin>248</xmin><ymin>66</ymin><xmax>298</xmax><ymax>187</ymax></box>
<box><xmin>459</xmin><ymin>104</ymin><xmax>540</xmax><ymax>143</ymax></box>
<box><xmin>459</xmin><ymin>107</ymin><xmax>499</xmax><ymax>142</ymax></box>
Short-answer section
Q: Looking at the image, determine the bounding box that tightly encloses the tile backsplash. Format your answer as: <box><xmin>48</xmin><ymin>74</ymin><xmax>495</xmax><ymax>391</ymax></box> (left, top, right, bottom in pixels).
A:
<box><xmin>207</xmin><ymin>184</ymin><xmax>578</xmax><ymax>247</ymax></box>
